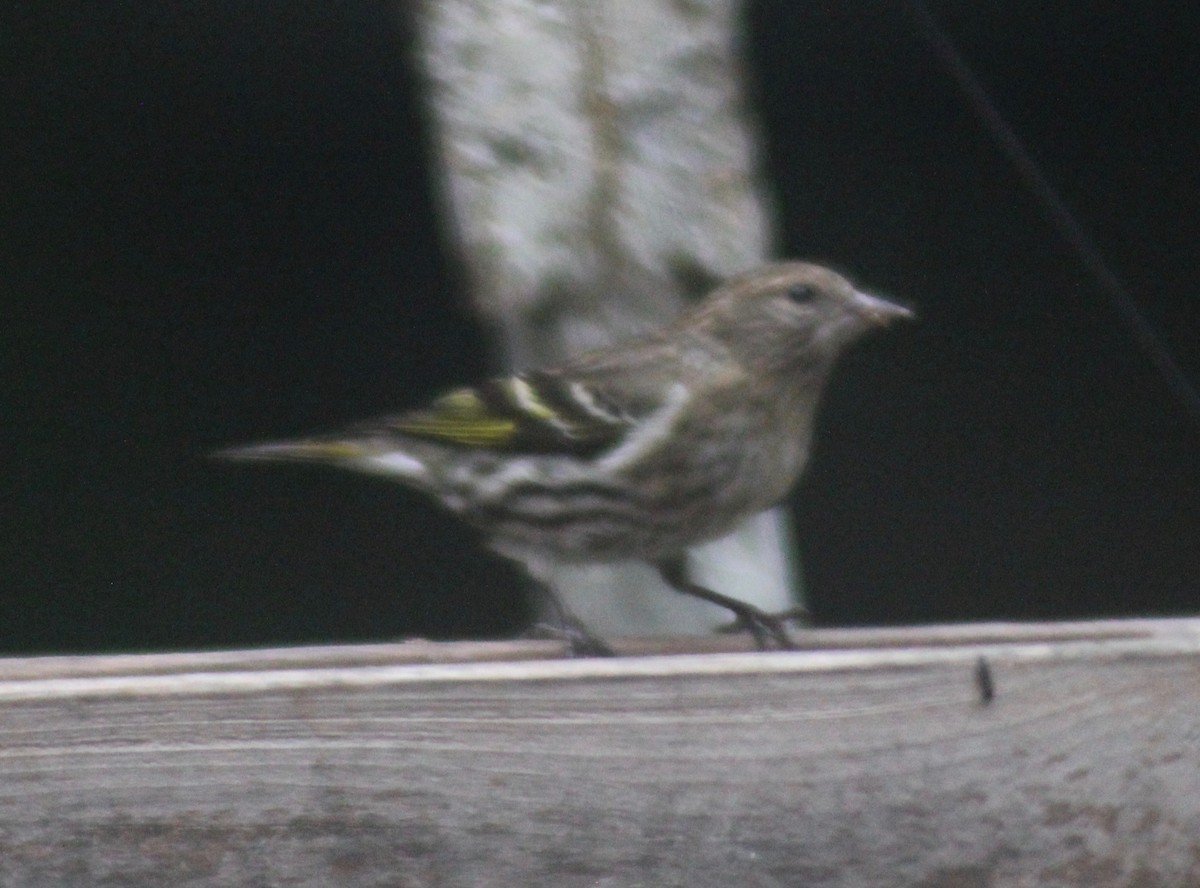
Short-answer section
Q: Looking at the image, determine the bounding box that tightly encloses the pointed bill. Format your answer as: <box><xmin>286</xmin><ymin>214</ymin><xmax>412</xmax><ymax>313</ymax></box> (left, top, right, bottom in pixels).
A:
<box><xmin>850</xmin><ymin>289</ymin><xmax>915</xmax><ymax>325</ymax></box>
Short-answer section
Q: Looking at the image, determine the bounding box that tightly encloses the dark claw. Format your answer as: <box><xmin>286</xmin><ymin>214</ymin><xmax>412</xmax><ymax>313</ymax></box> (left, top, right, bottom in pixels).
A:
<box><xmin>722</xmin><ymin>606</ymin><xmax>796</xmax><ymax>650</ymax></box>
<box><xmin>718</xmin><ymin>605</ymin><xmax>808</xmax><ymax>646</ymax></box>
<box><xmin>523</xmin><ymin>620</ymin><xmax>616</xmax><ymax>657</ymax></box>
<box><xmin>525</xmin><ymin>576</ymin><xmax>617</xmax><ymax>657</ymax></box>
<box><xmin>656</xmin><ymin>557</ymin><xmax>801</xmax><ymax>651</ymax></box>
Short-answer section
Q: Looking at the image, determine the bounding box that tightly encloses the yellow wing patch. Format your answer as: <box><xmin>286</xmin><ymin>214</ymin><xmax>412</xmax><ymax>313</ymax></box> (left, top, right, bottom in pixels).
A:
<box><xmin>387</xmin><ymin>376</ymin><xmax>631</xmax><ymax>453</ymax></box>
<box><xmin>391</xmin><ymin>387</ymin><xmax>517</xmax><ymax>446</ymax></box>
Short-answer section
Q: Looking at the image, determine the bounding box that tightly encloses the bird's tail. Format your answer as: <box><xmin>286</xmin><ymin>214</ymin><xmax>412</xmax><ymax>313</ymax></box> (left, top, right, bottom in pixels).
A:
<box><xmin>212</xmin><ymin>437</ymin><xmax>432</xmax><ymax>484</ymax></box>
<box><xmin>213</xmin><ymin>438</ymin><xmax>366</xmax><ymax>463</ymax></box>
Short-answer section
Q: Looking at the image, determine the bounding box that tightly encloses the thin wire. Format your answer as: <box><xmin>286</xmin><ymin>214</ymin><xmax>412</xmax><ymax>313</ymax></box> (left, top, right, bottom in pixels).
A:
<box><xmin>907</xmin><ymin>0</ymin><xmax>1200</xmax><ymax>430</ymax></box>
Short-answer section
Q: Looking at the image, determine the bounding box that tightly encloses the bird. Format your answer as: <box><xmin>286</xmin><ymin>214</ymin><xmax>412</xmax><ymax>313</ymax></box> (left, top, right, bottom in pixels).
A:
<box><xmin>215</xmin><ymin>261</ymin><xmax>912</xmax><ymax>652</ymax></box>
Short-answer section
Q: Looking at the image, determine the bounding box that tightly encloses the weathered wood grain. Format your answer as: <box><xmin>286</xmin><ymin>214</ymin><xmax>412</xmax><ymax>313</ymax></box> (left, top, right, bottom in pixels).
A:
<box><xmin>1</xmin><ymin>619</ymin><xmax>1198</xmax><ymax>887</ymax></box>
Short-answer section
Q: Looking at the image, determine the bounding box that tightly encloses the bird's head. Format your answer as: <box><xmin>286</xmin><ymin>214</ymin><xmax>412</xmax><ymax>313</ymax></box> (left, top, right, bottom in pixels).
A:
<box><xmin>690</xmin><ymin>261</ymin><xmax>913</xmax><ymax>377</ymax></box>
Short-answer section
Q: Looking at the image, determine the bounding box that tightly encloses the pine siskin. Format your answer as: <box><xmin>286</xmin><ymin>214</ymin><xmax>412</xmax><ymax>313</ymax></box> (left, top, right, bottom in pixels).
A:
<box><xmin>216</xmin><ymin>262</ymin><xmax>912</xmax><ymax>651</ymax></box>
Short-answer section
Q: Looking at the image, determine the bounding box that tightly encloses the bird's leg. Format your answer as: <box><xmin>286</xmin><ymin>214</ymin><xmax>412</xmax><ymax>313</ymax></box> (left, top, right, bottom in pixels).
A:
<box><xmin>656</xmin><ymin>557</ymin><xmax>795</xmax><ymax>650</ymax></box>
<box><xmin>761</xmin><ymin>604</ymin><xmax>811</xmax><ymax>626</ymax></box>
<box><xmin>524</xmin><ymin>571</ymin><xmax>616</xmax><ymax>657</ymax></box>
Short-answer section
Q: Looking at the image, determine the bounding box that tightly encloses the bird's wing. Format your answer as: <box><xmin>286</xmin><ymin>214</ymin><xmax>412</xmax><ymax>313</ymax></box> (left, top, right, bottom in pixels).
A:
<box><xmin>373</xmin><ymin>367</ymin><xmax>656</xmax><ymax>456</ymax></box>
<box><xmin>211</xmin><ymin>371</ymin><xmax>638</xmax><ymax>479</ymax></box>
<box><xmin>215</xmin><ymin>334</ymin><xmax>695</xmax><ymax>467</ymax></box>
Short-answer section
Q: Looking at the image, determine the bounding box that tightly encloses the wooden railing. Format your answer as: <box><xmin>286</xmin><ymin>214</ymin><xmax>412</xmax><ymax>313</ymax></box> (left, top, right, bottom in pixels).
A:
<box><xmin>2</xmin><ymin>618</ymin><xmax>1198</xmax><ymax>887</ymax></box>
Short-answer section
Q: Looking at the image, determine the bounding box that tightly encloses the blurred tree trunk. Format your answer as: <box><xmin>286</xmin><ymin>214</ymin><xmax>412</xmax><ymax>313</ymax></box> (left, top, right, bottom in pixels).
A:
<box><xmin>410</xmin><ymin>0</ymin><xmax>800</xmax><ymax>635</ymax></box>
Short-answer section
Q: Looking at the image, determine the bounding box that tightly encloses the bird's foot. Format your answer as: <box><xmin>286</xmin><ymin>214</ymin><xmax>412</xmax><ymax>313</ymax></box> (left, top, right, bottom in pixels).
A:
<box><xmin>716</xmin><ymin>605</ymin><xmax>809</xmax><ymax>650</ymax></box>
<box><xmin>524</xmin><ymin>620</ymin><xmax>616</xmax><ymax>658</ymax></box>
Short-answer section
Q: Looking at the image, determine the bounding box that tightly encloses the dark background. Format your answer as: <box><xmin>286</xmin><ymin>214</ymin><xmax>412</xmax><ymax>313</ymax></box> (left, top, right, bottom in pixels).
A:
<box><xmin>4</xmin><ymin>1</ymin><xmax>1197</xmax><ymax>654</ymax></box>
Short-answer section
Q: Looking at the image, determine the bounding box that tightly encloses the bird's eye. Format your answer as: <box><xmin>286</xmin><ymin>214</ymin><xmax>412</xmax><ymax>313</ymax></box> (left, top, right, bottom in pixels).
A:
<box><xmin>786</xmin><ymin>283</ymin><xmax>817</xmax><ymax>304</ymax></box>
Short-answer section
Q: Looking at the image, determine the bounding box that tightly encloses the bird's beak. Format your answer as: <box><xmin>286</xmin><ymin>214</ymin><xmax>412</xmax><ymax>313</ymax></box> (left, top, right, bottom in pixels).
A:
<box><xmin>851</xmin><ymin>289</ymin><xmax>915</xmax><ymax>326</ymax></box>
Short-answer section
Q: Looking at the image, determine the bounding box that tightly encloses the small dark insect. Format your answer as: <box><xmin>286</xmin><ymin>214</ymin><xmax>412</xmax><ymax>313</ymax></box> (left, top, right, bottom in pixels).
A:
<box><xmin>974</xmin><ymin>655</ymin><xmax>995</xmax><ymax>705</ymax></box>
